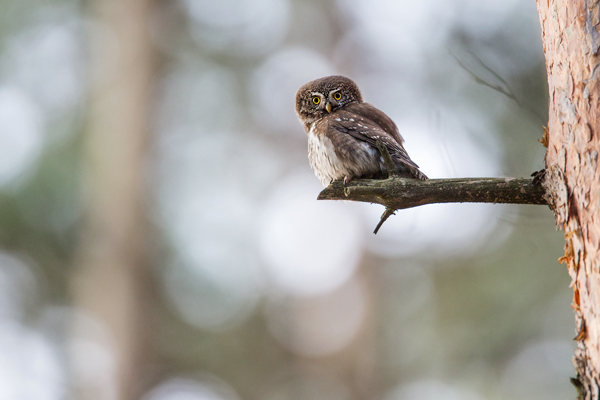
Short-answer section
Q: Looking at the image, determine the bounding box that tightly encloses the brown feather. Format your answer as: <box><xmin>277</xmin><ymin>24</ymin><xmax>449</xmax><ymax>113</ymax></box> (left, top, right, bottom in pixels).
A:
<box><xmin>342</xmin><ymin>102</ymin><xmax>405</xmax><ymax>146</ymax></box>
<box><xmin>324</xmin><ymin>110</ymin><xmax>427</xmax><ymax>180</ymax></box>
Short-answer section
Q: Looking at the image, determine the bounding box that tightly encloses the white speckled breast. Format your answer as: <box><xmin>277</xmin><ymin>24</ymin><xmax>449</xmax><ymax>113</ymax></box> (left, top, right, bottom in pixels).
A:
<box><xmin>307</xmin><ymin>124</ymin><xmax>344</xmax><ymax>187</ymax></box>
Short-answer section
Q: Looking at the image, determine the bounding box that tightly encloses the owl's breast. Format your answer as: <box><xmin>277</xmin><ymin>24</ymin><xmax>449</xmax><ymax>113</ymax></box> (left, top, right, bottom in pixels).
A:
<box><xmin>307</xmin><ymin>124</ymin><xmax>346</xmax><ymax>187</ymax></box>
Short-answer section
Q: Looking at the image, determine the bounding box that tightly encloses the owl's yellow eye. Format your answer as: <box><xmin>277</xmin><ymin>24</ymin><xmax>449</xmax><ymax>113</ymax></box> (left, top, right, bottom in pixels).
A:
<box><xmin>333</xmin><ymin>92</ymin><xmax>342</xmax><ymax>100</ymax></box>
<box><xmin>312</xmin><ymin>96</ymin><xmax>321</xmax><ymax>105</ymax></box>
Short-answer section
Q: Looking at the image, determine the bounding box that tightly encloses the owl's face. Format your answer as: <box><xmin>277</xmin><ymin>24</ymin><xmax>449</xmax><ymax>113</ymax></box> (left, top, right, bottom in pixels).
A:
<box><xmin>295</xmin><ymin>75</ymin><xmax>363</xmax><ymax>128</ymax></box>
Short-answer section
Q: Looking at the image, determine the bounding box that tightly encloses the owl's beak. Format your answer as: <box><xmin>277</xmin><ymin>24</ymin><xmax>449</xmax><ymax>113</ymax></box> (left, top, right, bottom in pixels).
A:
<box><xmin>325</xmin><ymin>102</ymin><xmax>332</xmax><ymax>113</ymax></box>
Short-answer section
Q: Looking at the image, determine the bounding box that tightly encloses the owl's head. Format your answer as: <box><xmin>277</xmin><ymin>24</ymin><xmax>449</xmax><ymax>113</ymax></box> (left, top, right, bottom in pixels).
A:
<box><xmin>295</xmin><ymin>75</ymin><xmax>363</xmax><ymax>128</ymax></box>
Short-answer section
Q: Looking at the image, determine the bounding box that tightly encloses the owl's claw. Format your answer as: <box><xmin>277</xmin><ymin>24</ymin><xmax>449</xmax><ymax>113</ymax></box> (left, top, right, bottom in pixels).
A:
<box><xmin>343</xmin><ymin>175</ymin><xmax>353</xmax><ymax>185</ymax></box>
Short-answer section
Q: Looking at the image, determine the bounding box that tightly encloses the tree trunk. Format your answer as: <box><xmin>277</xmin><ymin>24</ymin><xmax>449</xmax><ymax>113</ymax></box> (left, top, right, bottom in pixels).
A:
<box><xmin>71</xmin><ymin>0</ymin><xmax>156</xmax><ymax>399</ymax></box>
<box><xmin>537</xmin><ymin>0</ymin><xmax>600</xmax><ymax>397</ymax></box>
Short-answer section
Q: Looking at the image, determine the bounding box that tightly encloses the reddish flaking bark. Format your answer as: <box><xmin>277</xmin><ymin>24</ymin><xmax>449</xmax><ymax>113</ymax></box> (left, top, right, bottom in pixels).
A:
<box><xmin>537</xmin><ymin>0</ymin><xmax>600</xmax><ymax>396</ymax></box>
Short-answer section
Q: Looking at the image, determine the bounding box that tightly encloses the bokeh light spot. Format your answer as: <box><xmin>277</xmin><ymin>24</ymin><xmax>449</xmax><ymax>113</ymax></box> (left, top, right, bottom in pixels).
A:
<box><xmin>265</xmin><ymin>277</ymin><xmax>366</xmax><ymax>357</ymax></box>
<box><xmin>143</xmin><ymin>376</ymin><xmax>241</xmax><ymax>400</ymax></box>
<box><xmin>259</xmin><ymin>172</ymin><xmax>363</xmax><ymax>296</ymax></box>
<box><xmin>385</xmin><ymin>380</ymin><xmax>482</xmax><ymax>400</ymax></box>
<box><xmin>250</xmin><ymin>47</ymin><xmax>336</xmax><ymax>135</ymax></box>
<box><xmin>0</xmin><ymin>86</ymin><xmax>44</xmax><ymax>187</ymax></box>
<box><xmin>183</xmin><ymin>0</ymin><xmax>290</xmax><ymax>55</ymax></box>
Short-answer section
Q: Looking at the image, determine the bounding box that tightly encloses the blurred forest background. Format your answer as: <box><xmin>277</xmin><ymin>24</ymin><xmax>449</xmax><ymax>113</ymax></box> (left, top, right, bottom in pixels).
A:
<box><xmin>0</xmin><ymin>0</ymin><xmax>573</xmax><ymax>399</ymax></box>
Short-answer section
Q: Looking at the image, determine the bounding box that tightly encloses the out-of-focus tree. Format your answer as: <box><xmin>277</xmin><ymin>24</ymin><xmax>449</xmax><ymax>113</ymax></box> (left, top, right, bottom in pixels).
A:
<box><xmin>71</xmin><ymin>0</ymin><xmax>157</xmax><ymax>399</ymax></box>
<box><xmin>537</xmin><ymin>0</ymin><xmax>600</xmax><ymax>397</ymax></box>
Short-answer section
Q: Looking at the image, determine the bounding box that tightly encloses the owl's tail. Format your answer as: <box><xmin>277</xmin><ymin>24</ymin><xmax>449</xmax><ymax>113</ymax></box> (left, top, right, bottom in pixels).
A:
<box><xmin>411</xmin><ymin>168</ymin><xmax>428</xmax><ymax>180</ymax></box>
<box><xmin>396</xmin><ymin>163</ymin><xmax>428</xmax><ymax>180</ymax></box>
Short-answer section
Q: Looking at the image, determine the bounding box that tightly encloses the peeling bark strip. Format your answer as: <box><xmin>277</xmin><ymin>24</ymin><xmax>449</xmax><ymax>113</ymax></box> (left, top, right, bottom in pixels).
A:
<box><xmin>318</xmin><ymin>177</ymin><xmax>547</xmax><ymax>209</ymax></box>
<box><xmin>537</xmin><ymin>0</ymin><xmax>600</xmax><ymax>398</ymax></box>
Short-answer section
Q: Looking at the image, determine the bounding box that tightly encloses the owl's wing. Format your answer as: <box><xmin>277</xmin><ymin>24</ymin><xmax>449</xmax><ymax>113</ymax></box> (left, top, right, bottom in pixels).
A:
<box><xmin>327</xmin><ymin>110</ymin><xmax>427</xmax><ymax>179</ymax></box>
<box><xmin>343</xmin><ymin>102</ymin><xmax>405</xmax><ymax>145</ymax></box>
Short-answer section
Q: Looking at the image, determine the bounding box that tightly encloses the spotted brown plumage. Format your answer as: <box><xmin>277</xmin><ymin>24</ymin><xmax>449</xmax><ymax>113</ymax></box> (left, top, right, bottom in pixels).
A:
<box><xmin>295</xmin><ymin>75</ymin><xmax>427</xmax><ymax>186</ymax></box>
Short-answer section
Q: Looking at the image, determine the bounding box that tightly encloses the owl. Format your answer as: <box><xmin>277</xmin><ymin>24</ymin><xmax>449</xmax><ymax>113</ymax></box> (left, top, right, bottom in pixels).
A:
<box><xmin>295</xmin><ymin>75</ymin><xmax>427</xmax><ymax>187</ymax></box>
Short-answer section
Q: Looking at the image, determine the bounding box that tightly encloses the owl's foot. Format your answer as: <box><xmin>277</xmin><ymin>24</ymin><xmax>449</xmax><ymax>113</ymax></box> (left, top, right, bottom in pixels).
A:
<box><xmin>343</xmin><ymin>175</ymin><xmax>354</xmax><ymax>185</ymax></box>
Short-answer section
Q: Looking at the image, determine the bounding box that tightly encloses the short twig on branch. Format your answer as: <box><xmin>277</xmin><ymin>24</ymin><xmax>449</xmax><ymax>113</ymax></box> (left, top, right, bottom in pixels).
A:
<box><xmin>373</xmin><ymin>207</ymin><xmax>395</xmax><ymax>234</ymax></box>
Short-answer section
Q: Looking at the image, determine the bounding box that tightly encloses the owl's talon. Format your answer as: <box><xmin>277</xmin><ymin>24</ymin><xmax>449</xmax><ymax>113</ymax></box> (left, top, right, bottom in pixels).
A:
<box><xmin>343</xmin><ymin>175</ymin><xmax>353</xmax><ymax>185</ymax></box>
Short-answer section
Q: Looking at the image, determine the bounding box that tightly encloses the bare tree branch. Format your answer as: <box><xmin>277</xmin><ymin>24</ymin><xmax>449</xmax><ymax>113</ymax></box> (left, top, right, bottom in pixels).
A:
<box><xmin>318</xmin><ymin>176</ymin><xmax>548</xmax><ymax>232</ymax></box>
<box><xmin>450</xmin><ymin>49</ymin><xmax>546</xmax><ymax>125</ymax></box>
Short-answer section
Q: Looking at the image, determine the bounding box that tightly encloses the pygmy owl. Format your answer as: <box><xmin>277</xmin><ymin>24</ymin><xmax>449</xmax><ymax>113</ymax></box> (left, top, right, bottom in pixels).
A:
<box><xmin>295</xmin><ymin>75</ymin><xmax>427</xmax><ymax>186</ymax></box>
